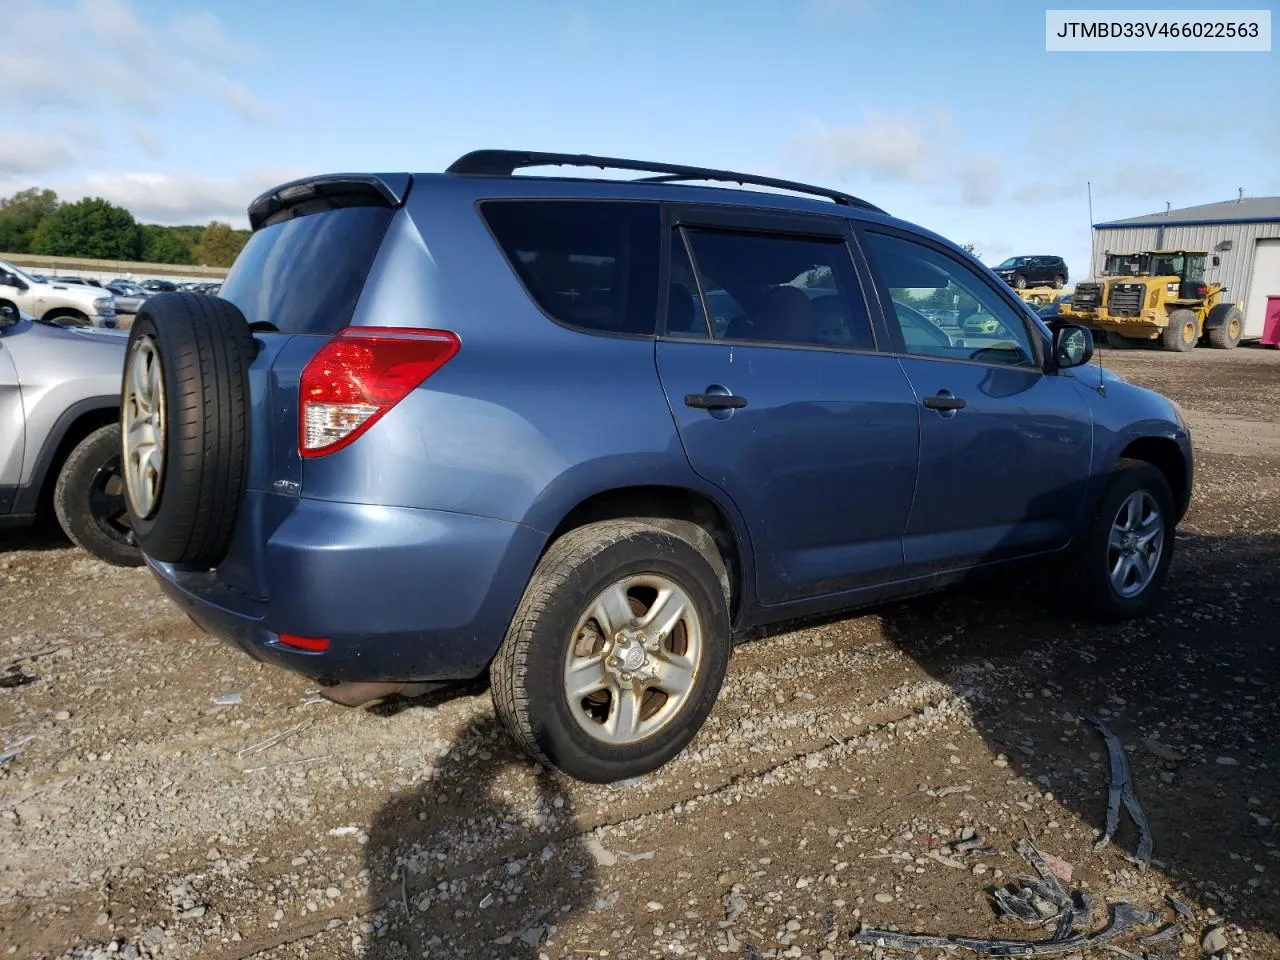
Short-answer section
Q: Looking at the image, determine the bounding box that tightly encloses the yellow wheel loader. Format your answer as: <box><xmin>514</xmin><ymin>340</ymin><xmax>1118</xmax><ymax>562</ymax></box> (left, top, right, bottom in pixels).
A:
<box><xmin>1066</xmin><ymin>251</ymin><xmax>1243</xmax><ymax>352</ymax></box>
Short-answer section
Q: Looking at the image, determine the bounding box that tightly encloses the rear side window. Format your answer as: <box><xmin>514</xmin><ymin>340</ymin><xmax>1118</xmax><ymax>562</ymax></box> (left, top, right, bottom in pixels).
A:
<box><xmin>219</xmin><ymin>205</ymin><xmax>395</xmax><ymax>335</ymax></box>
<box><xmin>674</xmin><ymin>227</ymin><xmax>875</xmax><ymax>350</ymax></box>
<box><xmin>480</xmin><ymin>200</ymin><xmax>660</xmax><ymax>336</ymax></box>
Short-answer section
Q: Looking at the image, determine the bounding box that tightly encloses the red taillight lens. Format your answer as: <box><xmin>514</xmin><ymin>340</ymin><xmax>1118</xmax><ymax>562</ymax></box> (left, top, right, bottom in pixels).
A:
<box><xmin>278</xmin><ymin>634</ymin><xmax>330</xmax><ymax>652</ymax></box>
<box><xmin>299</xmin><ymin>327</ymin><xmax>460</xmax><ymax>457</ymax></box>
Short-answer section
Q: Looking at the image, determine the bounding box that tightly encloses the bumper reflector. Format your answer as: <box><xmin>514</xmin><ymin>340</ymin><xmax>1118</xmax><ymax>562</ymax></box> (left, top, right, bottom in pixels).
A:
<box><xmin>278</xmin><ymin>634</ymin><xmax>330</xmax><ymax>653</ymax></box>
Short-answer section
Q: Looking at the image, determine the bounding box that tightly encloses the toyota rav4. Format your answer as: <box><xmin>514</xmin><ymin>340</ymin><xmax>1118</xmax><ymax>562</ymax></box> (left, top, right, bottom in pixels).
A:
<box><xmin>123</xmin><ymin>151</ymin><xmax>1193</xmax><ymax>783</ymax></box>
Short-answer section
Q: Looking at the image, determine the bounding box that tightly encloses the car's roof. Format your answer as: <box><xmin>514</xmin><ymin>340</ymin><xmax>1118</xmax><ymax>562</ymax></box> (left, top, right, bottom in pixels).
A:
<box><xmin>406</xmin><ymin>170</ymin><xmax>966</xmax><ymax>253</ymax></box>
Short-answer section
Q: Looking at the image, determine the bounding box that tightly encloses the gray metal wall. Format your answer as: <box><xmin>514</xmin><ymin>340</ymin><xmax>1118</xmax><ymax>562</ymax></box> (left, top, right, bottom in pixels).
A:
<box><xmin>1091</xmin><ymin>220</ymin><xmax>1280</xmax><ymax>335</ymax></box>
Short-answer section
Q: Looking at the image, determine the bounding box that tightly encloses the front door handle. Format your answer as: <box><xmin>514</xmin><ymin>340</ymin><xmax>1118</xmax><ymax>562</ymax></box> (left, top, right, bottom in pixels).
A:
<box><xmin>685</xmin><ymin>392</ymin><xmax>748</xmax><ymax>410</ymax></box>
<box><xmin>922</xmin><ymin>392</ymin><xmax>966</xmax><ymax>412</ymax></box>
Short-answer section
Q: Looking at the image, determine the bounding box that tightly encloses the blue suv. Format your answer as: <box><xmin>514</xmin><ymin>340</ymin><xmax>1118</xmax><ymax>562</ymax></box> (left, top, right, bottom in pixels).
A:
<box><xmin>122</xmin><ymin>150</ymin><xmax>1193</xmax><ymax>783</ymax></box>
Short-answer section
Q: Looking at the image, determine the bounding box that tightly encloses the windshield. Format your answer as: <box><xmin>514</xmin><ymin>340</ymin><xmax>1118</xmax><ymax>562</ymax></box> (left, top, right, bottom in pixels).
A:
<box><xmin>1103</xmin><ymin>253</ymin><xmax>1151</xmax><ymax>276</ymax></box>
<box><xmin>996</xmin><ymin>257</ymin><xmax>1034</xmax><ymax>268</ymax></box>
<box><xmin>0</xmin><ymin>259</ymin><xmax>37</xmax><ymax>284</ymax></box>
<box><xmin>1148</xmin><ymin>252</ymin><xmax>1206</xmax><ymax>280</ymax></box>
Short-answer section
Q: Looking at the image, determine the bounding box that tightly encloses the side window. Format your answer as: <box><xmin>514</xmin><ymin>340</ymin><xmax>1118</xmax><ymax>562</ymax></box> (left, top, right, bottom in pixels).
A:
<box><xmin>676</xmin><ymin>226</ymin><xmax>875</xmax><ymax>350</ymax></box>
<box><xmin>863</xmin><ymin>231</ymin><xmax>1038</xmax><ymax>367</ymax></box>
<box><xmin>480</xmin><ymin>200</ymin><xmax>660</xmax><ymax>336</ymax></box>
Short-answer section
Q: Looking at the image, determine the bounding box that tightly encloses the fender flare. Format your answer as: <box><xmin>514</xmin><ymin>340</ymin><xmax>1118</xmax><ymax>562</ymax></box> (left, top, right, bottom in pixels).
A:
<box><xmin>12</xmin><ymin>395</ymin><xmax>120</xmax><ymax>515</ymax></box>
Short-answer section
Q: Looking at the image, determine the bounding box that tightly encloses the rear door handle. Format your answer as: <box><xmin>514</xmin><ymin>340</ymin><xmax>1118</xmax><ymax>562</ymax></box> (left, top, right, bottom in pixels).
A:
<box><xmin>684</xmin><ymin>393</ymin><xmax>748</xmax><ymax>410</ymax></box>
<box><xmin>922</xmin><ymin>393</ymin><xmax>966</xmax><ymax>411</ymax></box>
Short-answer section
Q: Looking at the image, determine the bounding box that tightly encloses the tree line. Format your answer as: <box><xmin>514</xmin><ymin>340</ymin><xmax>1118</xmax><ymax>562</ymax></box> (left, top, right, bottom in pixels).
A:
<box><xmin>0</xmin><ymin>188</ymin><xmax>250</xmax><ymax>268</ymax></box>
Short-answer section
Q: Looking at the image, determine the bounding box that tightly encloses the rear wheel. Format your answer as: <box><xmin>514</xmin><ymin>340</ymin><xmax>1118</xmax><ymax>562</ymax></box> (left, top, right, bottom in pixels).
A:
<box><xmin>1052</xmin><ymin>275</ymin><xmax>1065</xmax><ymax>289</ymax></box>
<box><xmin>490</xmin><ymin>519</ymin><xmax>732</xmax><ymax>783</ymax></box>
<box><xmin>1068</xmin><ymin>459</ymin><xmax>1176</xmax><ymax>621</ymax></box>
<box><xmin>1161</xmin><ymin>309</ymin><xmax>1199</xmax><ymax>352</ymax></box>
<box><xmin>1206</xmin><ymin>304</ymin><xmax>1243</xmax><ymax>349</ymax></box>
<box><xmin>53</xmin><ymin>424</ymin><xmax>142</xmax><ymax>567</ymax></box>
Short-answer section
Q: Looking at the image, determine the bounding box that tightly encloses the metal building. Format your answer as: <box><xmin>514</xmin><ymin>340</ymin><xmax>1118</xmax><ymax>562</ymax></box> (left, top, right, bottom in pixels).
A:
<box><xmin>1091</xmin><ymin>195</ymin><xmax>1280</xmax><ymax>339</ymax></box>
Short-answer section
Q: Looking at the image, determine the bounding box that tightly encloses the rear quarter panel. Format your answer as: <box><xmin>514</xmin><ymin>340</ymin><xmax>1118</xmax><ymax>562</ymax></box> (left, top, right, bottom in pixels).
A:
<box><xmin>299</xmin><ymin>182</ymin><xmax>728</xmax><ymax>537</ymax></box>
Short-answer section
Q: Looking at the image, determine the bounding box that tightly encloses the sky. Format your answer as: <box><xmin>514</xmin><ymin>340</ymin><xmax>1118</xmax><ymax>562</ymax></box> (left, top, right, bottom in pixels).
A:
<box><xmin>1</xmin><ymin>0</ymin><xmax>1277</xmax><ymax>279</ymax></box>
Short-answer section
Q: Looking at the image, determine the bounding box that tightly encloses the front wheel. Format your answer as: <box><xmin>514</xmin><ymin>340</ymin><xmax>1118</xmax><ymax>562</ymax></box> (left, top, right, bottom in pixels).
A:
<box><xmin>490</xmin><ymin>519</ymin><xmax>732</xmax><ymax>783</ymax></box>
<box><xmin>1161</xmin><ymin>310</ymin><xmax>1199</xmax><ymax>352</ymax></box>
<box><xmin>53</xmin><ymin>424</ymin><xmax>143</xmax><ymax>567</ymax></box>
<box><xmin>1067</xmin><ymin>460</ymin><xmax>1176</xmax><ymax>621</ymax></box>
<box><xmin>1013</xmin><ymin>274</ymin><xmax>1028</xmax><ymax>290</ymax></box>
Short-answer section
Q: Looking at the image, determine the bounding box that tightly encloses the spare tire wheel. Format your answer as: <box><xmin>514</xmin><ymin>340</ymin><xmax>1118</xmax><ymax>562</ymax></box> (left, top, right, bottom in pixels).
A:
<box><xmin>121</xmin><ymin>293</ymin><xmax>256</xmax><ymax>566</ymax></box>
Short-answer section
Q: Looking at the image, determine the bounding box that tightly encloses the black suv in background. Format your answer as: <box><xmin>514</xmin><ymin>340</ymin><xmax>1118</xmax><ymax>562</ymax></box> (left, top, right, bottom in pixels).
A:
<box><xmin>993</xmin><ymin>256</ymin><xmax>1068</xmax><ymax>289</ymax></box>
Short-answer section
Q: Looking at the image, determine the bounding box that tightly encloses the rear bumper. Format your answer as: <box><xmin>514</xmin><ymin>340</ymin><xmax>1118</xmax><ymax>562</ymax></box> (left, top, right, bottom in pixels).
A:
<box><xmin>148</xmin><ymin>498</ymin><xmax>546</xmax><ymax>683</ymax></box>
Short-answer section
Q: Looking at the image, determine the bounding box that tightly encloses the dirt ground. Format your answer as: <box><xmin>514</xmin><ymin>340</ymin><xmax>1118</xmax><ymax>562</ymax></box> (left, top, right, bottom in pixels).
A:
<box><xmin>2</xmin><ymin>345</ymin><xmax>1278</xmax><ymax>960</ymax></box>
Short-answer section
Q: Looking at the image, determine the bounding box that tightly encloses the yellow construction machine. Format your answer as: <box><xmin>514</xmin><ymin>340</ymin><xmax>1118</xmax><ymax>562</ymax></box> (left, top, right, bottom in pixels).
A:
<box><xmin>1061</xmin><ymin>250</ymin><xmax>1244</xmax><ymax>351</ymax></box>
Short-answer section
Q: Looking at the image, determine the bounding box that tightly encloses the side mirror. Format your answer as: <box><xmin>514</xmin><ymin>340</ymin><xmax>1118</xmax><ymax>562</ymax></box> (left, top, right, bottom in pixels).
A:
<box><xmin>0</xmin><ymin>303</ymin><xmax>20</xmax><ymax>329</ymax></box>
<box><xmin>1053</xmin><ymin>324</ymin><xmax>1094</xmax><ymax>369</ymax></box>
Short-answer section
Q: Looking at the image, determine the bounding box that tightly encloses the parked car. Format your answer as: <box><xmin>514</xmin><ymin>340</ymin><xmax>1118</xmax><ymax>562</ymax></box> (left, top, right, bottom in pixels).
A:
<box><xmin>105</xmin><ymin>280</ymin><xmax>149</xmax><ymax>314</ymax></box>
<box><xmin>51</xmin><ymin>275</ymin><xmax>106</xmax><ymax>289</ymax></box>
<box><xmin>0</xmin><ymin>303</ymin><xmax>140</xmax><ymax>566</ymax></box>
<box><xmin>0</xmin><ymin>260</ymin><xmax>117</xmax><ymax>328</ymax></box>
<box><xmin>992</xmin><ymin>256</ymin><xmax>1069</xmax><ymax>290</ymax></box>
<box><xmin>123</xmin><ymin>151</ymin><xmax>1193</xmax><ymax>783</ymax></box>
<box><xmin>139</xmin><ymin>278</ymin><xmax>178</xmax><ymax>293</ymax></box>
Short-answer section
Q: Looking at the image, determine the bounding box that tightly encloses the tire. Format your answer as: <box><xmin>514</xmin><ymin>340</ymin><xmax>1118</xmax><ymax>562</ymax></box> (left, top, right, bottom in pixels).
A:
<box><xmin>44</xmin><ymin>309</ymin><xmax>90</xmax><ymax>328</ymax></box>
<box><xmin>1206</xmin><ymin>304</ymin><xmax>1243</xmax><ymax>349</ymax></box>
<box><xmin>52</xmin><ymin>423</ymin><xmax>142</xmax><ymax>567</ymax></box>
<box><xmin>1013</xmin><ymin>274</ymin><xmax>1027</xmax><ymax>290</ymax></box>
<box><xmin>1052</xmin><ymin>275</ymin><xmax>1065</xmax><ymax>289</ymax></box>
<box><xmin>0</xmin><ymin>299</ymin><xmax>17</xmax><ymax>322</ymax></box>
<box><xmin>1068</xmin><ymin>459</ymin><xmax>1176</xmax><ymax>621</ymax></box>
<box><xmin>1161</xmin><ymin>309</ymin><xmax>1199</xmax><ymax>352</ymax></box>
<box><xmin>490</xmin><ymin>519</ymin><xmax>732</xmax><ymax>783</ymax></box>
<box><xmin>122</xmin><ymin>293</ymin><xmax>256</xmax><ymax>566</ymax></box>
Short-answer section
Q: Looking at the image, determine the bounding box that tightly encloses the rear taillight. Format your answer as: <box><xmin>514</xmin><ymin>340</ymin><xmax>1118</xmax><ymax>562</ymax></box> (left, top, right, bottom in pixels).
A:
<box><xmin>299</xmin><ymin>327</ymin><xmax>460</xmax><ymax>457</ymax></box>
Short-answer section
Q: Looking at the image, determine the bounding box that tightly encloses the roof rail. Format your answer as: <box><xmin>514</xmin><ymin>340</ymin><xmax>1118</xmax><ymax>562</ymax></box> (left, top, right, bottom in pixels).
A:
<box><xmin>446</xmin><ymin>149</ymin><xmax>885</xmax><ymax>213</ymax></box>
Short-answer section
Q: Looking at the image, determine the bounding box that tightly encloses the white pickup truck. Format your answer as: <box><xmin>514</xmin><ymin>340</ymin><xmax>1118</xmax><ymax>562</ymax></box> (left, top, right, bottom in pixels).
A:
<box><xmin>0</xmin><ymin>259</ymin><xmax>118</xmax><ymax>328</ymax></box>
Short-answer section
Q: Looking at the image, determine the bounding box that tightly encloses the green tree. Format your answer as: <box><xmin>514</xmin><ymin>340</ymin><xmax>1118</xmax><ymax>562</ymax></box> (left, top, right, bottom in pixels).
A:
<box><xmin>0</xmin><ymin>188</ymin><xmax>60</xmax><ymax>253</ymax></box>
<box><xmin>194</xmin><ymin>221</ymin><xmax>248</xmax><ymax>267</ymax></box>
<box><xmin>31</xmin><ymin>197</ymin><xmax>144</xmax><ymax>260</ymax></box>
<box><xmin>142</xmin><ymin>224</ymin><xmax>195</xmax><ymax>264</ymax></box>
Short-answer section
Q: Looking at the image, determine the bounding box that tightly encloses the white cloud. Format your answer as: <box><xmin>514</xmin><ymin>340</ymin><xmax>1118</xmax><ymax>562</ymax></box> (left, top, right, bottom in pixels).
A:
<box><xmin>0</xmin><ymin>0</ymin><xmax>277</xmax><ymax>148</ymax></box>
<box><xmin>560</xmin><ymin>7</ymin><xmax>595</xmax><ymax>45</ymax></box>
<box><xmin>0</xmin><ymin>134</ymin><xmax>78</xmax><ymax>177</ymax></box>
<box><xmin>166</xmin><ymin>10</ymin><xmax>255</xmax><ymax>65</ymax></box>
<box><xmin>127</xmin><ymin>125</ymin><xmax>166</xmax><ymax>159</ymax></box>
<box><xmin>39</xmin><ymin>166</ymin><xmax>311</xmax><ymax>227</ymax></box>
<box><xmin>786</xmin><ymin>110</ymin><xmax>1006</xmax><ymax>207</ymax></box>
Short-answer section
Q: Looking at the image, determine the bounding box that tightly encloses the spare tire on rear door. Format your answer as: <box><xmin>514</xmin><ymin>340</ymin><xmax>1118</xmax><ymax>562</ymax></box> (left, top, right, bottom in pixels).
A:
<box><xmin>121</xmin><ymin>292</ymin><xmax>256</xmax><ymax>566</ymax></box>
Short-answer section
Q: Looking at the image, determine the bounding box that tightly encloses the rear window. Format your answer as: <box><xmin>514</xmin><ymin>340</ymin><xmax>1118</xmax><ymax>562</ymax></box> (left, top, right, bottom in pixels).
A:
<box><xmin>218</xmin><ymin>205</ymin><xmax>395</xmax><ymax>335</ymax></box>
<box><xmin>480</xmin><ymin>200</ymin><xmax>660</xmax><ymax>336</ymax></box>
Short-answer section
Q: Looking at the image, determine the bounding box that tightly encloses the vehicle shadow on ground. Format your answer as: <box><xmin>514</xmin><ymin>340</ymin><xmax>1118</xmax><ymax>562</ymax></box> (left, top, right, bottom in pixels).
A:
<box><xmin>0</xmin><ymin>516</ymin><xmax>72</xmax><ymax>554</ymax></box>
<box><xmin>801</xmin><ymin>528</ymin><xmax>1280</xmax><ymax>941</ymax></box>
<box><xmin>363</xmin><ymin>716</ymin><xmax>597</xmax><ymax>960</ymax></box>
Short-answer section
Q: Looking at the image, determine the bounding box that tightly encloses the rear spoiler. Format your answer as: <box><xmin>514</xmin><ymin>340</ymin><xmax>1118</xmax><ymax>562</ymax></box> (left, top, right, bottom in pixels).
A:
<box><xmin>247</xmin><ymin>173</ymin><xmax>413</xmax><ymax>231</ymax></box>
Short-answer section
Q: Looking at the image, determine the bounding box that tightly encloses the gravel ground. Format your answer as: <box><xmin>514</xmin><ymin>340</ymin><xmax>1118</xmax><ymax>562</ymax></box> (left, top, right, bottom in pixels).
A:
<box><xmin>2</xmin><ymin>346</ymin><xmax>1278</xmax><ymax>960</ymax></box>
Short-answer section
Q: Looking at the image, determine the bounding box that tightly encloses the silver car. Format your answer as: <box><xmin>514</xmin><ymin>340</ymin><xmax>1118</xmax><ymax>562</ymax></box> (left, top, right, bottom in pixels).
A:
<box><xmin>0</xmin><ymin>302</ymin><xmax>138</xmax><ymax>566</ymax></box>
<box><xmin>0</xmin><ymin>259</ymin><xmax>117</xmax><ymax>328</ymax></box>
<box><xmin>105</xmin><ymin>279</ymin><xmax>150</xmax><ymax>315</ymax></box>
